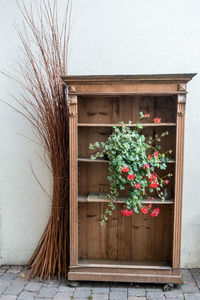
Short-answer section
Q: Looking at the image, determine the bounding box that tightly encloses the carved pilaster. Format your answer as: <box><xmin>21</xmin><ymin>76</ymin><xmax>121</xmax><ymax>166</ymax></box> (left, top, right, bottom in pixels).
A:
<box><xmin>177</xmin><ymin>94</ymin><xmax>186</xmax><ymax>117</ymax></box>
<box><xmin>172</xmin><ymin>94</ymin><xmax>186</xmax><ymax>269</ymax></box>
<box><xmin>69</xmin><ymin>95</ymin><xmax>78</xmax><ymax>117</ymax></box>
<box><xmin>69</xmin><ymin>95</ymin><xmax>78</xmax><ymax>266</ymax></box>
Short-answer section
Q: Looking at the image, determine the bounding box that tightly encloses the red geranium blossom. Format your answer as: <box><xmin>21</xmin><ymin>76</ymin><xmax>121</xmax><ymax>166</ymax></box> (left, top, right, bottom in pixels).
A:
<box><xmin>150</xmin><ymin>208</ymin><xmax>160</xmax><ymax>217</ymax></box>
<box><xmin>141</xmin><ymin>206</ymin><xmax>149</xmax><ymax>214</ymax></box>
<box><xmin>154</xmin><ymin>117</ymin><xmax>161</xmax><ymax>123</ymax></box>
<box><xmin>134</xmin><ymin>183</ymin><xmax>141</xmax><ymax>189</ymax></box>
<box><xmin>150</xmin><ymin>181</ymin><xmax>159</xmax><ymax>189</ymax></box>
<box><xmin>145</xmin><ymin>113</ymin><xmax>150</xmax><ymax>118</ymax></box>
<box><xmin>148</xmin><ymin>203</ymin><xmax>152</xmax><ymax>209</ymax></box>
<box><xmin>150</xmin><ymin>173</ymin><xmax>157</xmax><ymax>182</ymax></box>
<box><xmin>148</xmin><ymin>155</ymin><xmax>152</xmax><ymax>160</ymax></box>
<box><xmin>154</xmin><ymin>151</ymin><xmax>159</xmax><ymax>158</ymax></box>
<box><xmin>128</xmin><ymin>174</ymin><xmax>135</xmax><ymax>180</ymax></box>
<box><xmin>147</xmin><ymin>197</ymin><xmax>154</xmax><ymax>201</ymax></box>
<box><xmin>121</xmin><ymin>209</ymin><xmax>133</xmax><ymax>216</ymax></box>
<box><xmin>142</xmin><ymin>163</ymin><xmax>150</xmax><ymax>170</ymax></box>
<box><xmin>121</xmin><ymin>166</ymin><xmax>129</xmax><ymax>173</ymax></box>
<box><xmin>164</xmin><ymin>180</ymin><xmax>169</xmax><ymax>185</ymax></box>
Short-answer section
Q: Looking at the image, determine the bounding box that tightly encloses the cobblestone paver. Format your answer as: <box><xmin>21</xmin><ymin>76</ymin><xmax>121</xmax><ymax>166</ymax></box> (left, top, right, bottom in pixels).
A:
<box><xmin>0</xmin><ymin>266</ymin><xmax>200</xmax><ymax>299</ymax></box>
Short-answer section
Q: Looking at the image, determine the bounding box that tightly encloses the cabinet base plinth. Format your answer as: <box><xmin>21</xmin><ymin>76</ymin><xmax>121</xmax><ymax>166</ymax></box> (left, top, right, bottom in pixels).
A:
<box><xmin>68</xmin><ymin>269</ymin><xmax>181</xmax><ymax>284</ymax></box>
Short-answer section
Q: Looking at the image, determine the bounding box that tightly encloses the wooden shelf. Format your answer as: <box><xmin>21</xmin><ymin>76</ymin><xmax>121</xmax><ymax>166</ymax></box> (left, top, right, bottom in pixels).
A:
<box><xmin>65</xmin><ymin>74</ymin><xmax>195</xmax><ymax>284</ymax></box>
<box><xmin>78</xmin><ymin>193</ymin><xmax>174</xmax><ymax>204</ymax></box>
<box><xmin>78</xmin><ymin>158</ymin><xmax>175</xmax><ymax>163</ymax></box>
<box><xmin>78</xmin><ymin>158</ymin><xmax>108</xmax><ymax>163</ymax></box>
<box><xmin>77</xmin><ymin>259</ymin><xmax>172</xmax><ymax>270</ymax></box>
<box><xmin>78</xmin><ymin>123</ymin><xmax>176</xmax><ymax>127</ymax></box>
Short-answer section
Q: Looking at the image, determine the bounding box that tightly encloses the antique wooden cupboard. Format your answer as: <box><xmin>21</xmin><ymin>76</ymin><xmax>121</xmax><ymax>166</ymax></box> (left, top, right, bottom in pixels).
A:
<box><xmin>62</xmin><ymin>74</ymin><xmax>196</xmax><ymax>283</ymax></box>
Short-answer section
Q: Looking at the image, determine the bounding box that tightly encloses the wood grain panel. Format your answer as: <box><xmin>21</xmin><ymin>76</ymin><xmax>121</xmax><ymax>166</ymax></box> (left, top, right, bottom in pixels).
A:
<box><xmin>78</xmin><ymin>127</ymin><xmax>112</xmax><ymax>158</ymax></box>
<box><xmin>86</xmin><ymin>203</ymin><xmax>101</xmax><ymax>259</ymax></box>
<box><xmin>78</xmin><ymin>162</ymin><xmax>109</xmax><ymax>195</ymax></box>
<box><xmin>78</xmin><ymin>96</ymin><xmax>177</xmax><ymax>124</ymax></box>
<box><xmin>78</xmin><ymin>96</ymin><xmax>120</xmax><ymax>124</ymax></box>
<box><xmin>78</xmin><ymin>203</ymin><xmax>173</xmax><ymax>263</ymax></box>
<box><xmin>131</xmin><ymin>205</ymin><xmax>173</xmax><ymax>262</ymax></box>
<box><xmin>117</xmin><ymin>207</ymin><xmax>131</xmax><ymax>260</ymax></box>
<box><xmin>107</xmin><ymin>208</ymin><xmax>118</xmax><ymax>260</ymax></box>
<box><xmin>78</xmin><ymin>202</ymin><xmax>87</xmax><ymax>259</ymax></box>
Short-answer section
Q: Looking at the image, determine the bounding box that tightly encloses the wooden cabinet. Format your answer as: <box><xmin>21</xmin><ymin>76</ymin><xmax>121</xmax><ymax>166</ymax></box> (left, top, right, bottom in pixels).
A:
<box><xmin>62</xmin><ymin>74</ymin><xmax>196</xmax><ymax>283</ymax></box>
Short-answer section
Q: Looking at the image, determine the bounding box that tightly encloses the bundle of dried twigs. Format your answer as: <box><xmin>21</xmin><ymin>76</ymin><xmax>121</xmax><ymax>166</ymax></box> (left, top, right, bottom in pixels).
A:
<box><xmin>2</xmin><ymin>0</ymin><xmax>72</xmax><ymax>280</ymax></box>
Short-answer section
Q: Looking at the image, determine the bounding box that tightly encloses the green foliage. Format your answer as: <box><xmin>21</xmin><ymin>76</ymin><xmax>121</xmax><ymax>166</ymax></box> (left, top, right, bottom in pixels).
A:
<box><xmin>89</xmin><ymin>113</ymin><xmax>172</xmax><ymax>224</ymax></box>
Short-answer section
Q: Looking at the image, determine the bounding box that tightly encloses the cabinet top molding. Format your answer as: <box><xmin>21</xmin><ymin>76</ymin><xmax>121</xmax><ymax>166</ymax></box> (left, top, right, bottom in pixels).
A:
<box><xmin>62</xmin><ymin>73</ymin><xmax>196</xmax><ymax>95</ymax></box>
<box><xmin>61</xmin><ymin>73</ymin><xmax>196</xmax><ymax>84</ymax></box>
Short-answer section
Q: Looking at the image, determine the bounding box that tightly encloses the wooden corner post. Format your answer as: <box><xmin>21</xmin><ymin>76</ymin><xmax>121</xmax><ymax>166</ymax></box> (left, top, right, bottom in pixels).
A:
<box><xmin>173</xmin><ymin>94</ymin><xmax>186</xmax><ymax>269</ymax></box>
<box><xmin>69</xmin><ymin>95</ymin><xmax>78</xmax><ymax>266</ymax></box>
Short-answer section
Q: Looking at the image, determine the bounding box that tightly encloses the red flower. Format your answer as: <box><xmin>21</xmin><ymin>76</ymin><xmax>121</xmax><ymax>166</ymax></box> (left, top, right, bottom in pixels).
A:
<box><xmin>148</xmin><ymin>203</ymin><xmax>152</xmax><ymax>209</ymax></box>
<box><xmin>145</xmin><ymin>113</ymin><xmax>150</xmax><ymax>118</ymax></box>
<box><xmin>150</xmin><ymin>181</ymin><xmax>159</xmax><ymax>189</ymax></box>
<box><xmin>142</xmin><ymin>163</ymin><xmax>150</xmax><ymax>170</ymax></box>
<box><xmin>141</xmin><ymin>206</ymin><xmax>149</xmax><ymax>214</ymax></box>
<box><xmin>121</xmin><ymin>209</ymin><xmax>133</xmax><ymax>216</ymax></box>
<box><xmin>128</xmin><ymin>174</ymin><xmax>135</xmax><ymax>180</ymax></box>
<box><xmin>154</xmin><ymin>117</ymin><xmax>161</xmax><ymax>123</ymax></box>
<box><xmin>164</xmin><ymin>180</ymin><xmax>169</xmax><ymax>185</ymax></box>
<box><xmin>134</xmin><ymin>183</ymin><xmax>141</xmax><ymax>189</ymax></box>
<box><xmin>148</xmin><ymin>155</ymin><xmax>152</xmax><ymax>160</ymax></box>
<box><xmin>150</xmin><ymin>173</ymin><xmax>157</xmax><ymax>182</ymax></box>
<box><xmin>154</xmin><ymin>152</ymin><xmax>159</xmax><ymax>158</ymax></box>
<box><xmin>150</xmin><ymin>208</ymin><xmax>160</xmax><ymax>217</ymax></box>
<box><xmin>121</xmin><ymin>166</ymin><xmax>129</xmax><ymax>173</ymax></box>
<box><xmin>149</xmin><ymin>173</ymin><xmax>159</xmax><ymax>188</ymax></box>
<box><xmin>147</xmin><ymin>197</ymin><xmax>154</xmax><ymax>202</ymax></box>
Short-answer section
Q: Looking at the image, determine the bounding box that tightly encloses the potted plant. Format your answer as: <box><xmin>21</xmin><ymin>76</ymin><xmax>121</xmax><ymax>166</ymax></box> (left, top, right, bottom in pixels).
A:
<box><xmin>89</xmin><ymin>112</ymin><xmax>172</xmax><ymax>225</ymax></box>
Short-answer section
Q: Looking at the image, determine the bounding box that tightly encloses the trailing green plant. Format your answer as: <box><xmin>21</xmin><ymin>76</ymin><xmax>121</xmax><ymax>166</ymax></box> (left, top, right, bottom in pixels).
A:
<box><xmin>89</xmin><ymin>112</ymin><xmax>172</xmax><ymax>225</ymax></box>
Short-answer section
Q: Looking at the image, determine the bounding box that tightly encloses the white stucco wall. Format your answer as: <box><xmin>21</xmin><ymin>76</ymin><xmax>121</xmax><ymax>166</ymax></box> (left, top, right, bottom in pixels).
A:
<box><xmin>0</xmin><ymin>0</ymin><xmax>200</xmax><ymax>267</ymax></box>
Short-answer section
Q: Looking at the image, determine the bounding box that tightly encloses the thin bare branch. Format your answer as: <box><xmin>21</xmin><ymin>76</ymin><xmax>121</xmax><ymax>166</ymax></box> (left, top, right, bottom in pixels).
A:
<box><xmin>1</xmin><ymin>0</ymin><xmax>71</xmax><ymax>280</ymax></box>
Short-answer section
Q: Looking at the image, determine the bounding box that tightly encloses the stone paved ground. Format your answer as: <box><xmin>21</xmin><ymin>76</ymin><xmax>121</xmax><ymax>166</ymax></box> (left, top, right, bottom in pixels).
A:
<box><xmin>0</xmin><ymin>266</ymin><xmax>200</xmax><ymax>299</ymax></box>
